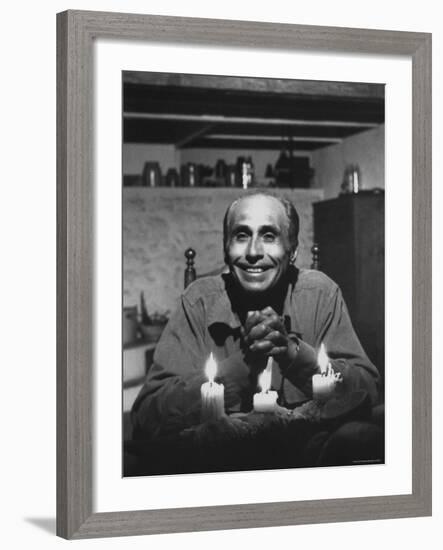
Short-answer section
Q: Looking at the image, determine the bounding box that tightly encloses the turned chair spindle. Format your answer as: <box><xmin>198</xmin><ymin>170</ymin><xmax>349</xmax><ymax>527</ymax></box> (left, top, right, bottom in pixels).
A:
<box><xmin>184</xmin><ymin>248</ymin><xmax>197</xmax><ymax>288</ymax></box>
<box><xmin>311</xmin><ymin>243</ymin><xmax>320</xmax><ymax>271</ymax></box>
<box><xmin>184</xmin><ymin>244</ymin><xmax>320</xmax><ymax>289</ymax></box>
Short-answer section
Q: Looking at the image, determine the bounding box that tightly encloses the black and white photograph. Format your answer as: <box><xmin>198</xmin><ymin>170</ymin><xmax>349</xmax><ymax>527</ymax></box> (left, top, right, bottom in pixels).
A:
<box><xmin>122</xmin><ymin>71</ymin><xmax>386</xmax><ymax>477</ymax></box>
<box><xmin>1</xmin><ymin>0</ymin><xmax>438</xmax><ymax>545</ymax></box>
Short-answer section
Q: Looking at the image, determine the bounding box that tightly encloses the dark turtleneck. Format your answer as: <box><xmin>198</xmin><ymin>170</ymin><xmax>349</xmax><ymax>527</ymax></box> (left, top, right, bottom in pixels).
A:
<box><xmin>224</xmin><ymin>265</ymin><xmax>299</xmax><ymax>324</ymax></box>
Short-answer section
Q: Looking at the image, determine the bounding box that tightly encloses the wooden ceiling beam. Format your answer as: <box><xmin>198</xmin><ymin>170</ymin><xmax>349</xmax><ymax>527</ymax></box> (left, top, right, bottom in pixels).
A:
<box><xmin>204</xmin><ymin>134</ymin><xmax>342</xmax><ymax>143</ymax></box>
<box><xmin>123</xmin><ymin>82</ymin><xmax>384</xmax><ymax>123</ymax></box>
<box><xmin>123</xmin><ymin>71</ymin><xmax>385</xmax><ymax>99</ymax></box>
<box><xmin>180</xmin><ymin>138</ymin><xmax>333</xmax><ymax>150</ymax></box>
<box><xmin>124</xmin><ymin>112</ymin><xmax>378</xmax><ymax>129</ymax></box>
<box><xmin>175</xmin><ymin>123</ymin><xmax>215</xmax><ymax>148</ymax></box>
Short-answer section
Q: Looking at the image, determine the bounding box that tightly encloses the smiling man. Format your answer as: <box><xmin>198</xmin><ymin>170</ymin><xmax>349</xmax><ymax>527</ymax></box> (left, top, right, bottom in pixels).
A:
<box><xmin>226</xmin><ymin>193</ymin><xmax>294</xmax><ymax>296</ymax></box>
<box><xmin>131</xmin><ymin>193</ymin><xmax>380</xmax><ymax>439</ymax></box>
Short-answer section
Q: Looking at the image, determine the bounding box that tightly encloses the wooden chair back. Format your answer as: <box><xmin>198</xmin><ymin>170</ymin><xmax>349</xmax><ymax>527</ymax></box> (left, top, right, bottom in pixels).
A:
<box><xmin>184</xmin><ymin>244</ymin><xmax>320</xmax><ymax>288</ymax></box>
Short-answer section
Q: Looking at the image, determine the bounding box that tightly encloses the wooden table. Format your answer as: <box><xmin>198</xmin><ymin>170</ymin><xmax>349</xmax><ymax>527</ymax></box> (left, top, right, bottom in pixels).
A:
<box><xmin>123</xmin><ymin>393</ymin><xmax>384</xmax><ymax>477</ymax></box>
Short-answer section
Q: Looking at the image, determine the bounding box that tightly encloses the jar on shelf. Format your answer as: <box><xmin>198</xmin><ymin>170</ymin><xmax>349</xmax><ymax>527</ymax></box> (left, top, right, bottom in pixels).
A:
<box><xmin>181</xmin><ymin>163</ymin><xmax>200</xmax><ymax>187</ymax></box>
<box><xmin>165</xmin><ymin>168</ymin><xmax>180</xmax><ymax>187</ymax></box>
<box><xmin>142</xmin><ymin>162</ymin><xmax>162</xmax><ymax>187</ymax></box>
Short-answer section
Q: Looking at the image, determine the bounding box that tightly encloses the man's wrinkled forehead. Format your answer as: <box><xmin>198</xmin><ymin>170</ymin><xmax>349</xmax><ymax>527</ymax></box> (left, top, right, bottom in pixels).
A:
<box><xmin>226</xmin><ymin>195</ymin><xmax>289</xmax><ymax>234</ymax></box>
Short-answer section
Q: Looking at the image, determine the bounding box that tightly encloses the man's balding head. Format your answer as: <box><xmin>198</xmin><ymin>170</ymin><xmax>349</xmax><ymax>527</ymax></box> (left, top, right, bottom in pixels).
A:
<box><xmin>222</xmin><ymin>193</ymin><xmax>300</xmax><ymax>296</ymax></box>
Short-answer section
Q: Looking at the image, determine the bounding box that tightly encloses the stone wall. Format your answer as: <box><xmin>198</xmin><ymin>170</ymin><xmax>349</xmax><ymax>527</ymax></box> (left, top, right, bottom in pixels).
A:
<box><xmin>123</xmin><ymin>188</ymin><xmax>324</xmax><ymax>314</ymax></box>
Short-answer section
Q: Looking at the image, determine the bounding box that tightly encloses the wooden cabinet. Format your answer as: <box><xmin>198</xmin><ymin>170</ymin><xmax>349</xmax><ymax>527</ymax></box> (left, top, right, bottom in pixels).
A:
<box><xmin>313</xmin><ymin>193</ymin><xmax>384</xmax><ymax>377</ymax></box>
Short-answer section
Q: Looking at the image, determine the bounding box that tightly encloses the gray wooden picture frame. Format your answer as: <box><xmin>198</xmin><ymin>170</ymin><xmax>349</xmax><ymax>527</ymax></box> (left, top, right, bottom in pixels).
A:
<box><xmin>56</xmin><ymin>9</ymin><xmax>432</xmax><ymax>539</ymax></box>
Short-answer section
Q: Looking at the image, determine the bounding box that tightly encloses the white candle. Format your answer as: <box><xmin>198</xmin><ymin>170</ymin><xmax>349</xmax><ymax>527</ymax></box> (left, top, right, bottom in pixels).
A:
<box><xmin>200</xmin><ymin>353</ymin><xmax>225</xmax><ymax>422</ymax></box>
<box><xmin>253</xmin><ymin>357</ymin><xmax>278</xmax><ymax>413</ymax></box>
<box><xmin>312</xmin><ymin>343</ymin><xmax>338</xmax><ymax>402</ymax></box>
<box><xmin>312</xmin><ymin>373</ymin><xmax>336</xmax><ymax>402</ymax></box>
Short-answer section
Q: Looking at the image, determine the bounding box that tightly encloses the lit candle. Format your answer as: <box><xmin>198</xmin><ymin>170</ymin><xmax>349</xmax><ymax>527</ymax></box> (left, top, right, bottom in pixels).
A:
<box><xmin>200</xmin><ymin>353</ymin><xmax>225</xmax><ymax>422</ymax></box>
<box><xmin>312</xmin><ymin>343</ymin><xmax>340</xmax><ymax>402</ymax></box>
<box><xmin>253</xmin><ymin>357</ymin><xmax>278</xmax><ymax>413</ymax></box>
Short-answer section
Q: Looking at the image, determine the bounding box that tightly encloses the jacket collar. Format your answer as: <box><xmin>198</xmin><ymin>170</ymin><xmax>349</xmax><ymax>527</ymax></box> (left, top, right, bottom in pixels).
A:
<box><xmin>207</xmin><ymin>277</ymin><xmax>242</xmax><ymax>329</ymax></box>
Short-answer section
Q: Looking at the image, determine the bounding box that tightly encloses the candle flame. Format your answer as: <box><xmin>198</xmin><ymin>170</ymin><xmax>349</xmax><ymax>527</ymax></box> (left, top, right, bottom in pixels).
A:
<box><xmin>205</xmin><ymin>352</ymin><xmax>217</xmax><ymax>383</ymax></box>
<box><xmin>258</xmin><ymin>364</ymin><xmax>272</xmax><ymax>393</ymax></box>
<box><xmin>318</xmin><ymin>343</ymin><xmax>329</xmax><ymax>374</ymax></box>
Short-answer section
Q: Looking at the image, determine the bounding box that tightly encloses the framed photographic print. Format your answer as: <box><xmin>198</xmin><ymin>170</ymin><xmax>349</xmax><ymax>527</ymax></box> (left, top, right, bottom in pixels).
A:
<box><xmin>121</xmin><ymin>70</ymin><xmax>386</xmax><ymax>477</ymax></box>
<box><xmin>57</xmin><ymin>10</ymin><xmax>431</xmax><ymax>539</ymax></box>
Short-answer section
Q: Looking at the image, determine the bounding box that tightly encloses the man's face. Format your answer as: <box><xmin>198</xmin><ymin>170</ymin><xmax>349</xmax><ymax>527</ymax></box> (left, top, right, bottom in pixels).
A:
<box><xmin>225</xmin><ymin>195</ymin><xmax>294</xmax><ymax>295</ymax></box>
